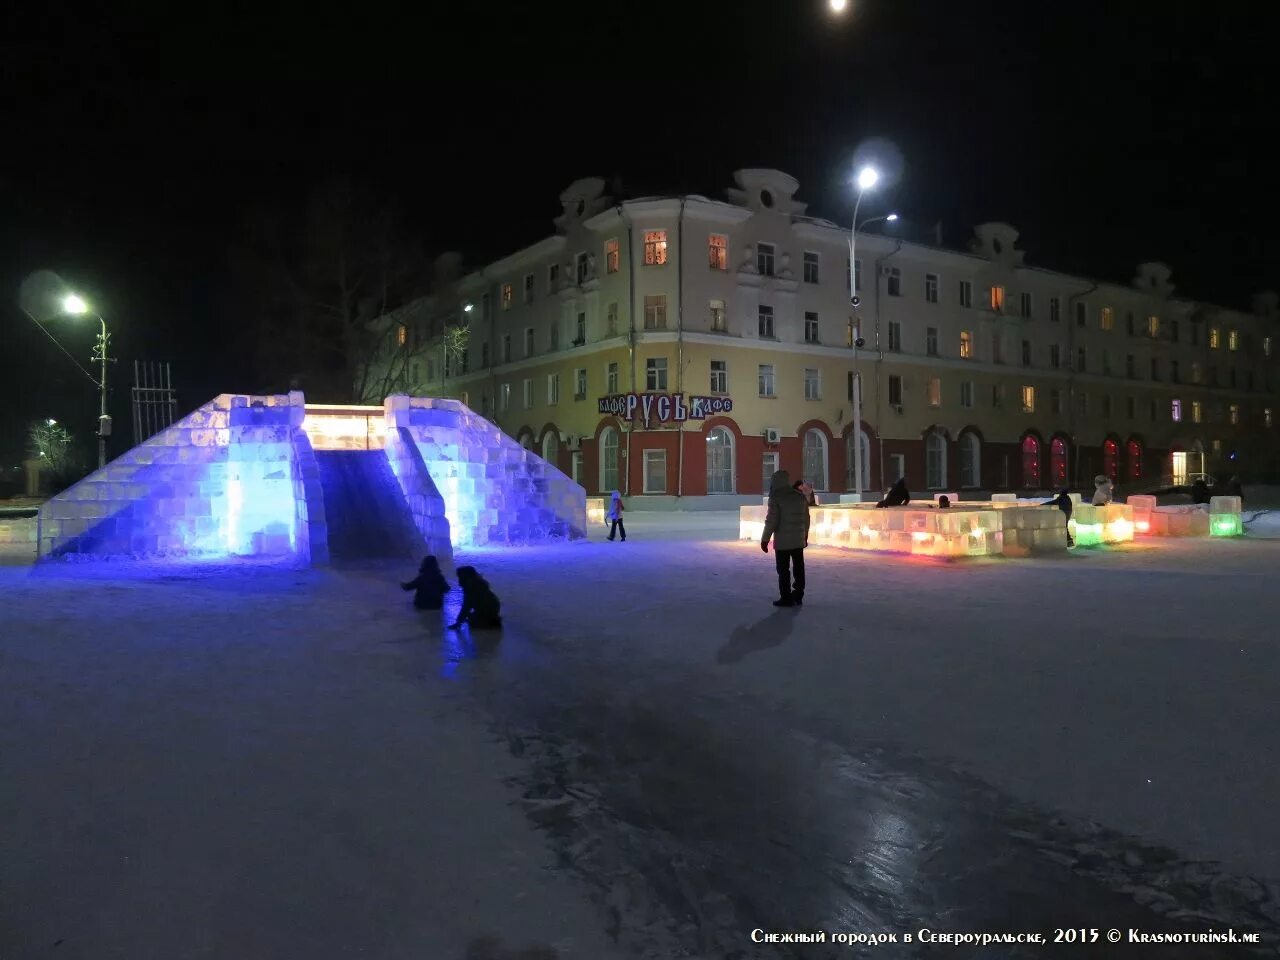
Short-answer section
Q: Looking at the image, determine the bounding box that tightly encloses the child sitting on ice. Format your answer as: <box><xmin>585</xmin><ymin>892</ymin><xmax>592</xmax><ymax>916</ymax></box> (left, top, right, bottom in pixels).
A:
<box><xmin>401</xmin><ymin>555</ymin><xmax>449</xmax><ymax>610</ymax></box>
<box><xmin>450</xmin><ymin>566</ymin><xmax>503</xmax><ymax>630</ymax></box>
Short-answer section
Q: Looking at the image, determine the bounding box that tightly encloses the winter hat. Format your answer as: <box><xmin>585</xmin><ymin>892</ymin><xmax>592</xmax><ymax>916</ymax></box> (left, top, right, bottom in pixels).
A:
<box><xmin>1094</xmin><ymin>474</ymin><xmax>1109</xmax><ymax>485</ymax></box>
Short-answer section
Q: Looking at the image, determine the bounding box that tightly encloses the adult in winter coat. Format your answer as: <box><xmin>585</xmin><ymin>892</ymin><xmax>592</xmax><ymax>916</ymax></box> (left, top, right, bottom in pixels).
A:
<box><xmin>876</xmin><ymin>478</ymin><xmax>910</xmax><ymax>508</ymax></box>
<box><xmin>450</xmin><ymin>566</ymin><xmax>502</xmax><ymax>629</ymax></box>
<box><xmin>605</xmin><ymin>490</ymin><xmax>626</xmax><ymax>541</ymax></box>
<box><xmin>1043</xmin><ymin>488</ymin><xmax>1074</xmax><ymax>546</ymax></box>
<box><xmin>761</xmin><ymin>469</ymin><xmax>811</xmax><ymax>607</ymax></box>
<box><xmin>401</xmin><ymin>555</ymin><xmax>449</xmax><ymax>610</ymax></box>
<box><xmin>1091</xmin><ymin>474</ymin><xmax>1114</xmax><ymax>506</ymax></box>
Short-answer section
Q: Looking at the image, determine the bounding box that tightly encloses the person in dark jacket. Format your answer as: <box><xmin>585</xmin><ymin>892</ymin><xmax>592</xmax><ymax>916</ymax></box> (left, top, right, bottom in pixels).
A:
<box><xmin>876</xmin><ymin>478</ymin><xmax>910</xmax><ymax>508</ymax></box>
<box><xmin>1228</xmin><ymin>475</ymin><xmax>1244</xmax><ymax>504</ymax></box>
<box><xmin>401</xmin><ymin>555</ymin><xmax>449</xmax><ymax>610</ymax></box>
<box><xmin>1043</xmin><ymin>488</ymin><xmax>1074</xmax><ymax>546</ymax></box>
<box><xmin>762</xmin><ymin>469</ymin><xmax>811</xmax><ymax>607</ymax></box>
<box><xmin>1190</xmin><ymin>478</ymin><xmax>1211</xmax><ymax>504</ymax></box>
<box><xmin>450</xmin><ymin>565</ymin><xmax>503</xmax><ymax>629</ymax></box>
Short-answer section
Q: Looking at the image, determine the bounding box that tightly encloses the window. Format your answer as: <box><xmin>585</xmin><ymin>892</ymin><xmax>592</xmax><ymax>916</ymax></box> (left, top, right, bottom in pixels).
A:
<box><xmin>758</xmin><ymin>363</ymin><xmax>776</xmax><ymax>397</ymax></box>
<box><xmin>643</xmin><ymin>230</ymin><xmax>668</xmax><ymax>266</ymax></box>
<box><xmin>501</xmin><ymin>283</ymin><xmax>513</xmax><ymax>310</ymax></box>
<box><xmin>1147</xmin><ymin>315</ymin><xmax>1160</xmax><ymax>338</ymax></box>
<box><xmin>606</xmin><ymin>302</ymin><xmax>619</xmax><ymax>337</ymax></box>
<box><xmin>643</xmin><ymin>450</ymin><xmax>667</xmax><ymax>494</ymax></box>
<box><xmin>1021</xmin><ymin>339</ymin><xmax>1032</xmax><ymax>366</ymax></box>
<box><xmin>886</xmin><ymin>266</ymin><xmax>901</xmax><ymax>297</ymax></box>
<box><xmin>1171</xmin><ymin>360</ymin><xmax>1180</xmax><ymax>383</ymax></box>
<box><xmin>926</xmin><ymin>432</ymin><xmax>947</xmax><ymax>489</ymax></box>
<box><xmin>925</xmin><ymin>273</ymin><xmax>939</xmax><ymax>303</ymax></box>
<box><xmin>959</xmin><ymin>279</ymin><xmax>972</xmax><ymax>308</ymax></box>
<box><xmin>605</xmin><ymin>239</ymin><xmax>620</xmax><ymax>274</ymax></box>
<box><xmin>1171</xmin><ymin>398</ymin><xmax>1182</xmax><ymax>423</ymax></box>
<box><xmin>960</xmin><ymin>380</ymin><xmax>974</xmax><ymax>408</ymax></box>
<box><xmin>547</xmin><ymin>264</ymin><xmax>560</xmax><ymax>294</ymax></box>
<box><xmin>1049</xmin><ymin>344</ymin><xmax>1061</xmax><ymax>369</ymax></box>
<box><xmin>1150</xmin><ymin>398</ymin><xmax>1159</xmax><ymax>422</ymax></box>
<box><xmin>990</xmin><ymin>286</ymin><xmax>1005</xmax><ymax>312</ymax></box>
<box><xmin>802</xmin><ymin>430</ymin><xmax>828</xmax><ymax>491</ymax></box>
<box><xmin>1021</xmin><ymin>292</ymin><xmax>1033</xmax><ymax>318</ymax></box>
<box><xmin>1102</xmin><ymin>350</ymin><xmax>1112</xmax><ymax>376</ymax></box>
<box><xmin>522</xmin><ymin>378</ymin><xmax>532</xmax><ymax>409</ymax></box>
<box><xmin>1191</xmin><ymin>324</ymin><xmax>1201</xmax><ymax>346</ymax></box>
<box><xmin>927</xmin><ymin>376</ymin><xmax>941</xmax><ymax>407</ymax></box>
<box><xmin>1126</xmin><ymin>354</ymin><xmax>1136</xmax><ymax>379</ymax></box>
<box><xmin>804</xmin><ymin>368</ymin><xmax>821</xmax><ymax>400</ymax></box>
<box><xmin>710</xmin><ymin>359</ymin><xmax>728</xmax><ymax>394</ymax></box>
<box><xmin>481</xmin><ymin>343</ymin><xmax>490</xmax><ymax>368</ymax></box>
<box><xmin>499</xmin><ymin>382</ymin><xmax>511</xmax><ymax>411</ymax></box>
<box><xmin>600</xmin><ymin>427</ymin><xmax>619</xmax><ymax>492</ymax></box>
<box><xmin>1076</xmin><ymin>347</ymin><xmax>1086</xmax><ymax>372</ymax></box>
<box><xmin>524</xmin><ymin>328</ymin><xmax>535</xmax><ymax>357</ymax></box>
<box><xmin>1049</xmin><ymin>297</ymin><xmax>1061</xmax><ymax>323</ymax></box>
<box><xmin>1228</xmin><ymin>329</ymin><xmax>1239</xmax><ymax>351</ymax></box>
<box><xmin>547</xmin><ymin>374</ymin><xmax>559</xmax><ymax>405</ymax></box>
<box><xmin>803</xmin><ymin>251</ymin><xmax>820</xmax><ymax>284</ymax></box>
<box><xmin>1021</xmin><ymin>385</ymin><xmax>1035</xmax><ymax>413</ymax></box>
<box><xmin>1191</xmin><ymin>400</ymin><xmax>1202</xmax><ymax>424</ymax></box>
<box><xmin>1100</xmin><ymin>306</ymin><xmax>1114</xmax><ymax>331</ymax></box>
<box><xmin>523</xmin><ymin>273</ymin><xmax>535</xmax><ymax>304</ymax></box>
<box><xmin>888</xmin><ymin>321</ymin><xmax>901</xmax><ymax>351</ymax></box>
<box><xmin>1265</xmin><ymin>336</ymin><xmax>1273</xmax><ymax>357</ymax></box>
<box><xmin>757</xmin><ymin>242</ymin><xmax>775</xmax><ymax>276</ymax></box>
<box><xmin>960</xmin><ymin>433</ymin><xmax>981</xmax><ymax>488</ymax></box>
<box><xmin>396</xmin><ymin>324</ymin><xmax>407</xmax><ymax>346</ymax></box>
<box><xmin>710</xmin><ymin>299</ymin><xmax>727</xmax><ymax>332</ymax></box>
<box><xmin>1266</xmin><ymin>407</ymin><xmax>1273</xmax><ymax>428</ymax></box>
<box><xmin>1229</xmin><ymin>403</ymin><xmax>1240</xmax><ymax>425</ymax></box>
<box><xmin>606</xmin><ymin>362</ymin><xmax>618</xmax><ymax>395</ymax></box>
<box><xmin>888</xmin><ymin>374</ymin><xmax>903</xmax><ymax>407</ymax></box>
<box><xmin>804</xmin><ymin>311</ymin><xmax>820</xmax><ymax>343</ymax></box>
<box><xmin>1050</xmin><ymin>388</ymin><xmax>1062</xmax><ymax>414</ymax></box>
<box><xmin>1126</xmin><ymin>396</ymin><xmax>1136</xmax><ymax>420</ymax></box>
<box><xmin>961</xmin><ymin>330</ymin><xmax>974</xmax><ymax>359</ymax></box>
<box><xmin>708</xmin><ymin>234</ymin><xmax>727</xmax><ymax>270</ymax></box>
<box><xmin>992</xmin><ymin>384</ymin><xmax>1006</xmax><ymax>408</ymax></box>
<box><xmin>846</xmin><ymin>372</ymin><xmax>863</xmax><ymax>403</ymax></box>
<box><xmin>645</xmin><ymin>357</ymin><xmax>668</xmax><ymax>391</ymax></box>
<box><xmin>992</xmin><ymin>333</ymin><xmax>1005</xmax><ymax>365</ymax></box>
<box><xmin>926</xmin><ymin>326</ymin><xmax>938</xmax><ymax>356</ymax></box>
<box><xmin>1169</xmin><ymin>319</ymin><xmax>1179</xmax><ymax>342</ymax></box>
<box><xmin>1102</xmin><ymin>394</ymin><xmax>1113</xmax><ymax>418</ymax></box>
<box><xmin>575</xmin><ymin>312</ymin><xmax>586</xmax><ymax>345</ymax></box>
<box><xmin>1078</xmin><ymin>393</ymin><xmax>1088</xmax><ymax>416</ymax></box>
<box><xmin>643</xmin><ymin>294</ymin><xmax>667</xmax><ymax>329</ymax></box>
<box><xmin>574</xmin><ymin>368</ymin><xmax>587</xmax><ymax>400</ymax></box>
<box><xmin>758</xmin><ymin>305</ymin><xmax>775</xmax><ymax>339</ymax></box>
<box><xmin>706</xmin><ymin>427</ymin><xmax>735</xmax><ymax>494</ymax></box>
<box><xmin>1150</xmin><ymin>357</ymin><xmax>1160</xmax><ymax>381</ymax></box>
<box><xmin>1210</xmin><ymin>326</ymin><xmax>1221</xmax><ymax>349</ymax></box>
<box><xmin>549</xmin><ymin>323</ymin><xmax>560</xmax><ymax>351</ymax></box>
<box><xmin>1075</xmin><ymin>301</ymin><xmax>1086</xmax><ymax>327</ymax></box>
<box><xmin>1022</xmin><ymin>436</ymin><xmax>1041</xmax><ymax>488</ymax></box>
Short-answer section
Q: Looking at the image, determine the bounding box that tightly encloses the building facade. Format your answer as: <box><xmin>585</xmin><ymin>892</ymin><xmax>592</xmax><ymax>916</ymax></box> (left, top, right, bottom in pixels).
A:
<box><xmin>372</xmin><ymin>170</ymin><xmax>1280</xmax><ymax>501</ymax></box>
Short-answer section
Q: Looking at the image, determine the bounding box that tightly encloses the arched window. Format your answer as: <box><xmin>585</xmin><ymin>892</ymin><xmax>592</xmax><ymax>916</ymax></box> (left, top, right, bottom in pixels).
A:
<box><xmin>1102</xmin><ymin>439</ymin><xmax>1119</xmax><ymax>484</ymax></box>
<box><xmin>1050</xmin><ymin>437</ymin><xmax>1068</xmax><ymax>488</ymax></box>
<box><xmin>1126</xmin><ymin>438</ymin><xmax>1143</xmax><ymax>481</ymax></box>
<box><xmin>541</xmin><ymin>431</ymin><xmax>558</xmax><ymax>466</ymax></box>
<box><xmin>705</xmin><ymin>427</ymin><xmax>735</xmax><ymax>494</ymax></box>
<box><xmin>599</xmin><ymin>426</ymin><xmax>619</xmax><ymax>493</ymax></box>
<box><xmin>926</xmin><ymin>432</ymin><xmax>947</xmax><ymax>489</ymax></box>
<box><xmin>845</xmin><ymin>429</ymin><xmax>871</xmax><ymax>490</ymax></box>
<box><xmin>1021</xmin><ymin>436</ymin><xmax>1041</xmax><ymax>488</ymax></box>
<box><xmin>959</xmin><ymin>433</ymin><xmax>981</xmax><ymax>488</ymax></box>
<box><xmin>802</xmin><ymin>429</ymin><xmax>828</xmax><ymax>491</ymax></box>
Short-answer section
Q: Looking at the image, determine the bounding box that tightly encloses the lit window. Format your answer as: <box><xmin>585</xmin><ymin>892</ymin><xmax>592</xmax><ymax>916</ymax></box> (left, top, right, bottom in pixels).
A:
<box><xmin>710</xmin><ymin>360</ymin><xmax>728</xmax><ymax>394</ymax></box>
<box><xmin>396</xmin><ymin>324</ymin><xmax>407</xmax><ymax>346</ymax></box>
<box><xmin>709</xmin><ymin>299</ymin><xmax>726</xmax><ymax>332</ymax></box>
<box><xmin>1229</xmin><ymin>403</ymin><xmax>1240</xmax><ymax>425</ymax></box>
<box><xmin>708</xmin><ymin>234</ymin><xmax>727</xmax><ymax>271</ymax></box>
<box><xmin>1228</xmin><ymin>329</ymin><xmax>1239</xmax><ymax>351</ymax></box>
<box><xmin>501</xmin><ymin>283</ymin><xmax>513</xmax><ymax>310</ymax></box>
<box><xmin>1191</xmin><ymin>400</ymin><xmax>1202</xmax><ymax>424</ymax></box>
<box><xmin>804</xmin><ymin>368</ymin><xmax>821</xmax><ymax>400</ymax></box>
<box><xmin>1171</xmin><ymin>399</ymin><xmax>1182</xmax><ymax>422</ymax></box>
<box><xmin>643</xmin><ymin>294</ymin><xmax>667</xmax><ymax>330</ymax></box>
<box><xmin>1147</xmin><ymin>315</ymin><xmax>1160</xmax><ymax>338</ymax></box>
<box><xmin>927</xmin><ymin>376</ymin><xmax>942</xmax><ymax>407</ymax></box>
<box><xmin>643</xmin><ymin>230</ymin><xmax>668</xmax><ymax>266</ymax></box>
<box><xmin>645</xmin><ymin>357</ymin><xmax>668</xmax><ymax>391</ymax></box>
<box><xmin>960</xmin><ymin>330</ymin><xmax>973</xmax><ymax>358</ymax></box>
<box><xmin>925</xmin><ymin>273</ymin><xmax>939</xmax><ymax>303</ymax></box>
<box><xmin>1209</xmin><ymin>326</ymin><xmax>1221</xmax><ymax>349</ymax></box>
<box><xmin>758</xmin><ymin>363</ymin><xmax>776</xmax><ymax>398</ymax></box>
<box><xmin>605</xmin><ymin>239</ymin><xmax>620</xmax><ymax>274</ymax></box>
<box><xmin>990</xmin><ymin>286</ymin><xmax>1005</xmax><ymax>312</ymax></box>
<box><xmin>757</xmin><ymin>242</ymin><xmax>775</xmax><ymax>276</ymax></box>
<box><xmin>803</xmin><ymin>251</ymin><xmax>820</xmax><ymax>284</ymax></box>
<box><xmin>1100</xmin><ymin>307</ymin><xmax>1114</xmax><ymax>331</ymax></box>
<box><xmin>1021</xmin><ymin>385</ymin><xmax>1035</xmax><ymax>413</ymax></box>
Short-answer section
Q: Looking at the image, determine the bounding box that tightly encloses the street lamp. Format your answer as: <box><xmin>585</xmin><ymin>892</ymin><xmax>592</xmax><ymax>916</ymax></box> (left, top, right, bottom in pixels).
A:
<box><xmin>848</xmin><ymin>166</ymin><xmax>881</xmax><ymax>503</ymax></box>
<box><xmin>61</xmin><ymin>292</ymin><xmax>112</xmax><ymax>469</ymax></box>
<box><xmin>829</xmin><ymin>0</ymin><xmax>849</xmax><ymax>12</ymax></box>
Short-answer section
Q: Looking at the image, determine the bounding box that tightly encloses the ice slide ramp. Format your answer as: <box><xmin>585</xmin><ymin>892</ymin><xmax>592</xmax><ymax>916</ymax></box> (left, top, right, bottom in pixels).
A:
<box><xmin>313</xmin><ymin>450</ymin><xmax>424</xmax><ymax>561</ymax></box>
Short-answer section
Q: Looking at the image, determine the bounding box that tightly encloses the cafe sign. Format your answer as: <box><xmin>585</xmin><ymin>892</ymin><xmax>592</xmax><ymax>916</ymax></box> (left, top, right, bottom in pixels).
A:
<box><xmin>597</xmin><ymin>392</ymin><xmax>734</xmax><ymax>423</ymax></box>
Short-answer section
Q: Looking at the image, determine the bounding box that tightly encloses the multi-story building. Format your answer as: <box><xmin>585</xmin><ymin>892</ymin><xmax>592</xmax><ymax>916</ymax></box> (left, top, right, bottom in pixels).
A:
<box><xmin>370</xmin><ymin>169</ymin><xmax>1280</xmax><ymax>502</ymax></box>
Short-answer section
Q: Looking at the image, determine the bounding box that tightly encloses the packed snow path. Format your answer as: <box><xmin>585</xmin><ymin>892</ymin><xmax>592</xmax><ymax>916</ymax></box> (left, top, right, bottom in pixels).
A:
<box><xmin>3</xmin><ymin>513</ymin><xmax>1279</xmax><ymax>958</ymax></box>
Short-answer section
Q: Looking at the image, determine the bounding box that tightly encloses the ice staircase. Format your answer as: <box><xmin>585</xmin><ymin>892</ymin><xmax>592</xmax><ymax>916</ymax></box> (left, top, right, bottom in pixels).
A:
<box><xmin>313</xmin><ymin>450</ymin><xmax>425</xmax><ymax>561</ymax></box>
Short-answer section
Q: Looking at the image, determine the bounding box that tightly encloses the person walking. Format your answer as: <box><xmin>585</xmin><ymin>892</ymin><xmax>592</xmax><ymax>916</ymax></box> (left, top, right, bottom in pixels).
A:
<box><xmin>605</xmin><ymin>489</ymin><xmax>626</xmax><ymax>541</ymax></box>
<box><xmin>761</xmin><ymin>469</ymin><xmax>810</xmax><ymax>608</ymax></box>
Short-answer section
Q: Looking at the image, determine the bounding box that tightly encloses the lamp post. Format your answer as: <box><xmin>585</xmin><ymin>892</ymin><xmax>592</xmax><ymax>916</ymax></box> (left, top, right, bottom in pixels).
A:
<box><xmin>848</xmin><ymin>166</ymin><xmax>883</xmax><ymax>502</ymax></box>
<box><xmin>61</xmin><ymin>294</ymin><xmax>111</xmax><ymax>469</ymax></box>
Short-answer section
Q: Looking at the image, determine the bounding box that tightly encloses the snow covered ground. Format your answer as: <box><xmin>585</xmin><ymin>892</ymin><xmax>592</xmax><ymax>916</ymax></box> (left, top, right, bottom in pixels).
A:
<box><xmin>4</xmin><ymin>512</ymin><xmax>1280</xmax><ymax>957</ymax></box>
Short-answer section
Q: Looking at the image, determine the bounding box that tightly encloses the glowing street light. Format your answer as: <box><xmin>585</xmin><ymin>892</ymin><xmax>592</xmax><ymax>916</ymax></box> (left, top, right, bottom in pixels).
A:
<box><xmin>855</xmin><ymin>166</ymin><xmax>879</xmax><ymax>191</ymax></box>
<box><xmin>59</xmin><ymin>291</ymin><xmax>112</xmax><ymax>469</ymax></box>
<box><xmin>463</xmin><ymin>303</ymin><xmax>474</xmax><ymax>313</ymax></box>
<box><xmin>829</xmin><ymin>0</ymin><xmax>849</xmax><ymax>11</ymax></box>
<box><xmin>62</xmin><ymin>293</ymin><xmax>89</xmax><ymax>315</ymax></box>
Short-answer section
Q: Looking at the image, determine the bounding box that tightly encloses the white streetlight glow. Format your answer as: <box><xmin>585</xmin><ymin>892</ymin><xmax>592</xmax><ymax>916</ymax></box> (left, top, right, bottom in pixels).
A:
<box><xmin>463</xmin><ymin>303</ymin><xmax>474</xmax><ymax>313</ymax></box>
<box><xmin>856</xmin><ymin>166</ymin><xmax>879</xmax><ymax>191</ymax></box>
<box><xmin>886</xmin><ymin>213</ymin><xmax>899</xmax><ymax>221</ymax></box>
<box><xmin>47</xmin><ymin>418</ymin><xmax>57</xmax><ymax>426</ymax></box>
<box><xmin>830</xmin><ymin>0</ymin><xmax>848</xmax><ymax>11</ymax></box>
<box><xmin>62</xmin><ymin>293</ymin><xmax>89</xmax><ymax>315</ymax></box>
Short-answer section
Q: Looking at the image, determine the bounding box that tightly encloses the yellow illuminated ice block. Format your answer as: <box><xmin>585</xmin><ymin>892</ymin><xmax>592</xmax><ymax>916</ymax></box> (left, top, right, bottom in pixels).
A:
<box><xmin>586</xmin><ymin>497</ymin><xmax>606</xmax><ymax>525</ymax></box>
<box><xmin>741</xmin><ymin>503</ymin><xmax>1003</xmax><ymax>557</ymax></box>
<box><xmin>1068</xmin><ymin>503</ymin><xmax>1135</xmax><ymax>546</ymax></box>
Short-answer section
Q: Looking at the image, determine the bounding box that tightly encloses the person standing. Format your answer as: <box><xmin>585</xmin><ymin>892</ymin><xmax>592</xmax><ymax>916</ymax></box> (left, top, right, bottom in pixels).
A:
<box><xmin>761</xmin><ymin>469</ymin><xmax>810</xmax><ymax>608</ymax></box>
<box><xmin>605</xmin><ymin>489</ymin><xmax>626</xmax><ymax>541</ymax></box>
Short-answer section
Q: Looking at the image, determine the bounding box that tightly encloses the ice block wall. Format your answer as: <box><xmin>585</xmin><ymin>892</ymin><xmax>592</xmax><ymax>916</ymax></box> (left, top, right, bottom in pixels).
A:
<box><xmin>383</xmin><ymin>424</ymin><xmax>453</xmax><ymax>564</ymax></box>
<box><xmin>741</xmin><ymin>503</ymin><xmax>1004</xmax><ymax>558</ymax></box>
<box><xmin>37</xmin><ymin>392</ymin><xmax>313</xmax><ymax>561</ymax></box>
<box><xmin>386</xmin><ymin>395</ymin><xmax>586</xmax><ymax>547</ymax></box>
<box><xmin>586</xmin><ymin>497</ymin><xmax>606</xmax><ymax>525</ymax></box>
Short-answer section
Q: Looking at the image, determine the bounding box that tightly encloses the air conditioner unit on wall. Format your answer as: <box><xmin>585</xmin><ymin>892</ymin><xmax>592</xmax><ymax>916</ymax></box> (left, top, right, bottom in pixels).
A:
<box><xmin>764</xmin><ymin>428</ymin><xmax>781</xmax><ymax>444</ymax></box>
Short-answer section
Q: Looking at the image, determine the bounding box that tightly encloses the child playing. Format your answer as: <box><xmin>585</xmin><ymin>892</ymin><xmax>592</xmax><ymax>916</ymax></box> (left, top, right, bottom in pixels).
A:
<box><xmin>401</xmin><ymin>555</ymin><xmax>449</xmax><ymax>610</ymax></box>
<box><xmin>450</xmin><ymin>566</ymin><xmax>503</xmax><ymax>630</ymax></box>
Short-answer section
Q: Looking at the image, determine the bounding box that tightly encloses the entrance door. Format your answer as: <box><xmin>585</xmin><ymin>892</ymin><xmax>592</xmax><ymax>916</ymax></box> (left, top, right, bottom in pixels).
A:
<box><xmin>762</xmin><ymin>452</ymin><xmax>779</xmax><ymax>493</ymax></box>
<box><xmin>1171</xmin><ymin>451</ymin><xmax>1187</xmax><ymax>486</ymax></box>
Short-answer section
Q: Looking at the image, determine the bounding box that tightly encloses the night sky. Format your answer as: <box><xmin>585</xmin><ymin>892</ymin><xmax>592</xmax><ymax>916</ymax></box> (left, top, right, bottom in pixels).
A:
<box><xmin>3</xmin><ymin>0</ymin><xmax>1277</xmax><ymax>468</ymax></box>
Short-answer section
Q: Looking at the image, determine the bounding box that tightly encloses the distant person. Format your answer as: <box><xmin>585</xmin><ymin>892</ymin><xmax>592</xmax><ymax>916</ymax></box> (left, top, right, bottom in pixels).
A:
<box><xmin>793</xmin><ymin>479</ymin><xmax>818</xmax><ymax>506</ymax></box>
<box><xmin>450</xmin><ymin>566</ymin><xmax>502</xmax><ymax>630</ymax></box>
<box><xmin>876</xmin><ymin>478</ymin><xmax>910</xmax><ymax>508</ymax></box>
<box><xmin>1043</xmin><ymin>488</ymin><xmax>1074</xmax><ymax>546</ymax></box>
<box><xmin>1228</xmin><ymin>474</ymin><xmax>1244</xmax><ymax>505</ymax></box>
<box><xmin>937</xmin><ymin>495</ymin><xmax>951</xmax><ymax>509</ymax></box>
<box><xmin>401</xmin><ymin>555</ymin><xmax>449</xmax><ymax>610</ymax></box>
<box><xmin>761</xmin><ymin>469</ymin><xmax>810</xmax><ymax>608</ymax></box>
<box><xmin>1091</xmin><ymin>474</ymin><xmax>1114</xmax><ymax>506</ymax></box>
<box><xmin>1190</xmin><ymin>479</ymin><xmax>1211</xmax><ymax>504</ymax></box>
<box><xmin>605</xmin><ymin>489</ymin><xmax>626</xmax><ymax>541</ymax></box>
